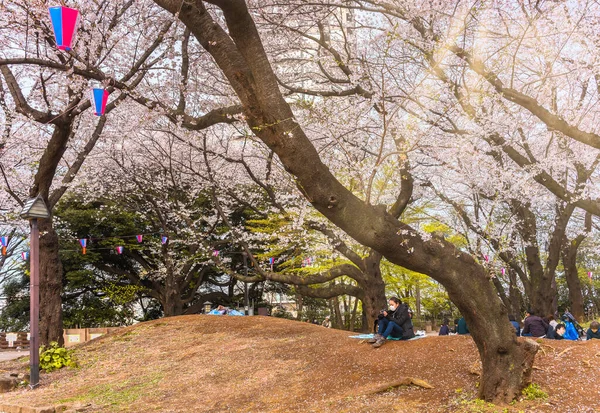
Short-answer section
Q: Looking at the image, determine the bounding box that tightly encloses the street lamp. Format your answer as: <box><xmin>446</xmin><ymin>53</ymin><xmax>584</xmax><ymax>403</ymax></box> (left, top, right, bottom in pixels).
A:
<box><xmin>242</xmin><ymin>252</ymin><xmax>249</xmax><ymax>315</ymax></box>
<box><xmin>20</xmin><ymin>196</ymin><xmax>50</xmax><ymax>389</ymax></box>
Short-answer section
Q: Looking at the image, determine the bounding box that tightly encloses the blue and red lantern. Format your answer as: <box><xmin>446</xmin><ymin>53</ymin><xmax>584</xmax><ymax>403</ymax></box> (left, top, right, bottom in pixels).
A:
<box><xmin>161</xmin><ymin>236</ymin><xmax>168</xmax><ymax>245</ymax></box>
<box><xmin>48</xmin><ymin>6</ymin><xmax>79</xmax><ymax>51</ymax></box>
<box><xmin>79</xmin><ymin>238</ymin><xmax>87</xmax><ymax>255</ymax></box>
<box><xmin>212</xmin><ymin>250</ymin><xmax>219</xmax><ymax>257</ymax></box>
<box><xmin>136</xmin><ymin>235</ymin><xmax>143</xmax><ymax>243</ymax></box>
<box><xmin>116</xmin><ymin>246</ymin><xmax>124</xmax><ymax>255</ymax></box>
<box><xmin>0</xmin><ymin>237</ymin><xmax>7</xmax><ymax>256</ymax></box>
<box><xmin>269</xmin><ymin>257</ymin><xmax>274</xmax><ymax>270</ymax></box>
<box><xmin>21</xmin><ymin>251</ymin><xmax>29</xmax><ymax>261</ymax></box>
<box><xmin>91</xmin><ymin>88</ymin><xmax>109</xmax><ymax>116</ymax></box>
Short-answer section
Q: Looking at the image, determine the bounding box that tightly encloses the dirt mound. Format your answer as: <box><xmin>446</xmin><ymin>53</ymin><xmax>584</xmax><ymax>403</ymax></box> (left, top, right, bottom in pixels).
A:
<box><xmin>1</xmin><ymin>316</ymin><xmax>599</xmax><ymax>412</ymax></box>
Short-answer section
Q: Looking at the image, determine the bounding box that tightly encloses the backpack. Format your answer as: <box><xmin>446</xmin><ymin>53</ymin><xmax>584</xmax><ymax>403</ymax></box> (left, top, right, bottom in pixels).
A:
<box><xmin>563</xmin><ymin>321</ymin><xmax>579</xmax><ymax>341</ymax></box>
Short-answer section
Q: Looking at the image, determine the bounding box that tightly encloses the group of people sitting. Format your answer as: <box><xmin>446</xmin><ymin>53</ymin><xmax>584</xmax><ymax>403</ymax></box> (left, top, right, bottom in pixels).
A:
<box><xmin>510</xmin><ymin>309</ymin><xmax>600</xmax><ymax>341</ymax></box>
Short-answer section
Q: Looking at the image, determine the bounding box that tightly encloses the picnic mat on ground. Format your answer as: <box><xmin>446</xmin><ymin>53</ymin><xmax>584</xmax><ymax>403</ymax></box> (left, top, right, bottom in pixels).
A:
<box><xmin>348</xmin><ymin>333</ymin><xmax>427</xmax><ymax>341</ymax></box>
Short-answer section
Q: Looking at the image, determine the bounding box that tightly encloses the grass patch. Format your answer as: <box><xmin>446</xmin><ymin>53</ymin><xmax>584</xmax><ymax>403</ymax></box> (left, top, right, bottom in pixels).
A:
<box><xmin>521</xmin><ymin>383</ymin><xmax>548</xmax><ymax>401</ymax></box>
<box><xmin>58</xmin><ymin>372</ymin><xmax>163</xmax><ymax>411</ymax></box>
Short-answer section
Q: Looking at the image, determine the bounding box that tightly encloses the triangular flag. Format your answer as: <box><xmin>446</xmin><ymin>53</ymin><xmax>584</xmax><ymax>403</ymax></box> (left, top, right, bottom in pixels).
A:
<box><xmin>0</xmin><ymin>236</ymin><xmax>7</xmax><ymax>256</ymax></box>
<box><xmin>79</xmin><ymin>238</ymin><xmax>87</xmax><ymax>255</ymax></box>
<box><xmin>161</xmin><ymin>236</ymin><xmax>168</xmax><ymax>245</ymax></box>
<box><xmin>588</xmin><ymin>271</ymin><xmax>593</xmax><ymax>280</ymax></box>
<box><xmin>212</xmin><ymin>250</ymin><xmax>219</xmax><ymax>257</ymax></box>
<box><xmin>501</xmin><ymin>267</ymin><xmax>505</xmax><ymax>276</ymax></box>
<box><xmin>116</xmin><ymin>246</ymin><xmax>124</xmax><ymax>255</ymax></box>
<box><xmin>136</xmin><ymin>235</ymin><xmax>143</xmax><ymax>243</ymax></box>
<box><xmin>21</xmin><ymin>251</ymin><xmax>29</xmax><ymax>260</ymax></box>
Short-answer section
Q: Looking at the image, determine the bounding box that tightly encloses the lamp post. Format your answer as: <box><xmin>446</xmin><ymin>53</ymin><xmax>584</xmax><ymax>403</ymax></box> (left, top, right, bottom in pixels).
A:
<box><xmin>20</xmin><ymin>196</ymin><xmax>50</xmax><ymax>389</ymax></box>
<box><xmin>242</xmin><ymin>252</ymin><xmax>249</xmax><ymax>315</ymax></box>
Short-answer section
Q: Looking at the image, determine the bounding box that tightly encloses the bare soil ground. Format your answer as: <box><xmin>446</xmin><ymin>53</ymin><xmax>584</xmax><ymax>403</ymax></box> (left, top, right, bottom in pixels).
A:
<box><xmin>1</xmin><ymin>316</ymin><xmax>600</xmax><ymax>412</ymax></box>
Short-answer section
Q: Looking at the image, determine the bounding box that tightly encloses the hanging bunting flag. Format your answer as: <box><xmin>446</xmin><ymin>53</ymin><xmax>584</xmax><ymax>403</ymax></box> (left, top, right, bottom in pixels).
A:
<box><xmin>484</xmin><ymin>255</ymin><xmax>489</xmax><ymax>263</ymax></box>
<box><xmin>136</xmin><ymin>235</ymin><xmax>143</xmax><ymax>243</ymax></box>
<box><xmin>212</xmin><ymin>250</ymin><xmax>219</xmax><ymax>257</ymax></box>
<box><xmin>79</xmin><ymin>238</ymin><xmax>87</xmax><ymax>255</ymax></box>
<box><xmin>588</xmin><ymin>271</ymin><xmax>593</xmax><ymax>280</ymax></box>
<box><xmin>0</xmin><ymin>237</ymin><xmax>7</xmax><ymax>256</ymax></box>
<box><xmin>91</xmin><ymin>88</ymin><xmax>109</xmax><ymax>116</ymax></box>
<box><xmin>116</xmin><ymin>246</ymin><xmax>124</xmax><ymax>255</ymax></box>
<box><xmin>48</xmin><ymin>6</ymin><xmax>80</xmax><ymax>51</ymax></box>
<box><xmin>21</xmin><ymin>251</ymin><xmax>29</xmax><ymax>261</ymax></box>
<box><xmin>269</xmin><ymin>257</ymin><xmax>275</xmax><ymax>269</ymax></box>
<box><xmin>501</xmin><ymin>267</ymin><xmax>506</xmax><ymax>276</ymax></box>
<box><xmin>161</xmin><ymin>236</ymin><xmax>168</xmax><ymax>245</ymax></box>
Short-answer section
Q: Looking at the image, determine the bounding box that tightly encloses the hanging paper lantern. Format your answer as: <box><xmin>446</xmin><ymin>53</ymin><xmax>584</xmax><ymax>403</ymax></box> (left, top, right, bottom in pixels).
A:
<box><xmin>136</xmin><ymin>235</ymin><xmax>143</xmax><ymax>243</ymax></box>
<box><xmin>21</xmin><ymin>251</ymin><xmax>29</xmax><ymax>261</ymax></box>
<box><xmin>91</xmin><ymin>88</ymin><xmax>109</xmax><ymax>116</ymax></box>
<box><xmin>48</xmin><ymin>6</ymin><xmax>79</xmax><ymax>51</ymax></box>
<box><xmin>589</xmin><ymin>271</ymin><xmax>593</xmax><ymax>280</ymax></box>
<box><xmin>212</xmin><ymin>250</ymin><xmax>219</xmax><ymax>257</ymax></box>
<box><xmin>79</xmin><ymin>238</ymin><xmax>87</xmax><ymax>255</ymax></box>
<box><xmin>116</xmin><ymin>246</ymin><xmax>124</xmax><ymax>255</ymax></box>
<box><xmin>501</xmin><ymin>267</ymin><xmax>506</xmax><ymax>276</ymax></box>
<box><xmin>161</xmin><ymin>236</ymin><xmax>168</xmax><ymax>245</ymax></box>
<box><xmin>0</xmin><ymin>237</ymin><xmax>8</xmax><ymax>256</ymax></box>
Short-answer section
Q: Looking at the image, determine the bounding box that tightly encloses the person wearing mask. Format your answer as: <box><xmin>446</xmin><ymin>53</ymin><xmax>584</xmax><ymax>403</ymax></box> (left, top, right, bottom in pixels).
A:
<box><xmin>368</xmin><ymin>297</ymin><xmax>415</xmax><ymax>348</ymax></box>
<box><xmin>547</xmin><ymin>323</ymin><xmax>565</xmax><ymax>340</ymax></box>
<box><xmin>522</xmin><ymin>309</ymin><xmax>549</xmax><ymax>338</ymax></box>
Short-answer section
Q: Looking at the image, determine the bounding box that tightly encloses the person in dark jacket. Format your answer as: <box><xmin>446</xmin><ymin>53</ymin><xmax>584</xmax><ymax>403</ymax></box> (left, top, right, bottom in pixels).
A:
<box><xmin>457</xmin><ymin>317</ymin><xmax>469</xmax><ymax>335</ymax></box>
<box><xmin>509</xmin><ymin>314</ymin><xmax>520</xmax><ymax>337</ymax></box>
<box><xmin>369</xmin><ymin>297</ymin><xmax>415</xmax><ymax>348</ymax></box>
<box><xmin>546</xmin><ymin>323</ymin><xmax>565</xmax><ymax>340</ymax></box>
<box><xmin>522</xmin><ymin>309</ymin><xmax>549</xmax><ymax>337</ymax></box>
<box><xmin>439</xmin><ymin>318</ymin><xmax>450</xmax><ymax>336</ymax></box>
<box><xmin>587</xmin><ymin>321</ymin><xmax>600</xmax><ymax>340</ymax></box>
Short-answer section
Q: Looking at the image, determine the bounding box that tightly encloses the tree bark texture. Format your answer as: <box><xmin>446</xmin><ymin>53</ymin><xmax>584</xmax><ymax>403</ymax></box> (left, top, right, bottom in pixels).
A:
<box><xmin>38</xmin><ymin>219</ymin><xmax>64</xmax><ymax>346</ymax></box>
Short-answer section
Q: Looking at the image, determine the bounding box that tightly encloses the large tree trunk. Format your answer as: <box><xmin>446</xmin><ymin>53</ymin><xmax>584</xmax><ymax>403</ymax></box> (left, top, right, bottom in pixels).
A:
<box><xmin>562</xmin><ymin>238</ymin><xmax>585</xmax><ymax>322</ymax></box>
<box><xmin>359</xmin><ymin>279</ymin><xmax>387</xmax><ymax>333</ymax></box>
<box><xmin>162</xmin><ymin>278</ymin><xmax>184</xmax><ymax>317</ymax></box>
<box><xmin>153</xmin><ymin>0</ymin><xmax>539</xmax><ymax>402</ymax></box>
<box><xmin>39</xmin><ymin>219</ymin><xmax>64</xmax><ymax>346</ymax></box>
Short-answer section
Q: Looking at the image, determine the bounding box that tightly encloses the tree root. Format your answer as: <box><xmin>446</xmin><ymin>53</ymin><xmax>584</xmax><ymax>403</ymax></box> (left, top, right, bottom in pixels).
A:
<box><xmin>557</xmin><ymin>347</ymin><xmax>574</xmax><ymax>357</ymax></box>
<box><xmin>362</xmin><ymin>377</ymin><xmax>434</xmax><ymax>395</ymax></box>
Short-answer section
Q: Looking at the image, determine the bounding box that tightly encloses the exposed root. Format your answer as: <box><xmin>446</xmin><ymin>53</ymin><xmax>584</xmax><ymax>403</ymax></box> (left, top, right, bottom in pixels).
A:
<box><xmin>362</xmin><ymin>377</ymin><xmax>434</xmax><ymax>395</ymax></box>
<box><xmin>557</xmin><ymin>347</ymin><xmax>574</xmax><ymax>358</ymax></box>
<box><xmin>532</xmin><ymin>366</ymin><xmax>545</xmax><ymax>371</ymax></box>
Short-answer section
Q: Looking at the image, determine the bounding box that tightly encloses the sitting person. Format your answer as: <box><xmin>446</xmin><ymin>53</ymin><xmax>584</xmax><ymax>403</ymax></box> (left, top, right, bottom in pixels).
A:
<box><xmin>509</xmin><ymin>314</ymin><xmax>520</xmax><ymax>337</ymax></box>
<box><xmin>587</xmin><ymin>321</ymin><xmax>600</xmax><ymax>340</ymax></box>
<box><xmin>522</xmin><ymin>309</ymin><xmax>549</xmax><ymax>338</ymax></box>
<box><xmin>457</xmin><ymin>317</ymin><xmax>469</xmax><ymax>335</ymax></box>
<box><xmin>368</xmin><ymin>297</ymin><xmax>415</xmax><ymax>348</ymax></box>
<box><xmin>546</xmin><ymin>315</ymin><xmax>558</xmax><ymax>329</ymax></box>
<box><xmin>546</xmin><ymin>323</ymin><xmax>565</xmax><ymax>340</ymax></box>
<box><xmin>439</xmin><ymin>318</ymin><xmax>450</xmax><ymax>336</ymax></box>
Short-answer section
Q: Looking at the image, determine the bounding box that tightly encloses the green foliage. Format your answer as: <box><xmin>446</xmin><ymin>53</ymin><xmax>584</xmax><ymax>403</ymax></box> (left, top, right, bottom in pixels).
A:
<box><xmin>521</xmin><ymin>383</ymin><xmax>548</xmax><ymax>401</ymax></box>
<box><xmin>40</xmin><ymin>342</ymin><xmax>78</xmax><ymax>372</ymax></box>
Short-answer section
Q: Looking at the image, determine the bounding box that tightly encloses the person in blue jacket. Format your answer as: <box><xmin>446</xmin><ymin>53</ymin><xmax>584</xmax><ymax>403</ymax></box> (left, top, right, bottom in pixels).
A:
<box><xmin>509</xmin><ymin>314</ymin><xmax>520</xmax><ymax>337</ymax></box>
<box><xmin>439</xmin><ymin>318</ymin><xmax>450</xmax><ymax>336</ymax></box>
